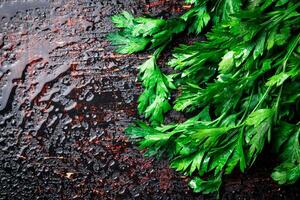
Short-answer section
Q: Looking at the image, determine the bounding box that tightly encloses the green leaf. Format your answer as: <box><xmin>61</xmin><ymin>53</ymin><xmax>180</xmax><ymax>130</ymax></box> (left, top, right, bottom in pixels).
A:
<box><xmin>189</xmin><ymin>175</ymin><xmax>222</xmax><ymax>194</ymax></box>
<box><xmin>266</xmin><ymin>72</ymin><xmax>290</xmax><ymax>87</ymax></box>
<box><xmin>192</xmin><ymin>127</ymin><xmax>231</xmax><ymax>140</ymax></box>
<box><xmin>111</xmin><ymin>11</ymin><xmax>134</xmax><ymax>28</ymax></box>
<box><xmin>272</xmin><ymin>122</ymin><xmax>295</xmax><ymax>153</ymax></box>
<box><xmin>107</xmin><ymin>33</ymin><xmax>150</xmax><ymax>54</ymax></box>
<box><xmin>216</xmin><ymin>0</ymin><xmax>242</xmax><ymax>22</ymax></box>
<box><xmin>266</xmin><ymin>27</ymin><xmax>276</xmax><ymax>50</ymax></box>
<box><xmin>190</xmin><ymin>151</ymin><xmax>205</xmax><ymax>175</ymax></box>
<box><xmin>136</xmin><ymin>55</ymin><xmax>174</xmax><ymax>124</ymax></box>
<box><xmin>275</xmin><ymin>26</ymin><xmax>291</xmax><ymax>46</ymax></box>
<box><xmin>145</xmin><ymin>132</ymin><xmax>173</xmax><ymax>141</ymax></box>
<box><xmin>238</xmin><ymin>130</ymin><xmax>246</xmax><ymax>172</ymax></box>
<box><xmin>276</xmin><ymin>0</ymin><xmax>289</xmax><ymax>7</ymax></box>
<box><xmin>182</xmin><ymin>6</ymin><xmax>211</xmax><ymax>34</ymax></box>
<box><xmin>145</xmin><ymin>96</ymin><xmax>172</xmax><ymax>123</ymax></box>
<box><xmin>245</xmin><ymin>109</ymin><xmax>274</xmax><ymax>164</ymax></box>
<box><xmin>279</xmin><ymin>130</ymin><xmax>300</xmax><ymax>163</ymax></box>
<box><xmin>209</xmin><ymin>147</ymin><xmax>234</xmax><ymax>175</ymax></box>
<box><xmin>272</xmin><ymin>163</ymin><xmax>300</xmax><ymax>185</ymax></box>
<box><xmin>125</xmin><ymin>121</ymin><xmax>161</xmax><ymax>139</ymax></box>
<box><xmin>151</xmin><ymin>19</ymin><xmax>186</xmax><ymax>48</ymax></box>
<box><xmin>132</xmin><ymin>17</ymin><xmax>166</xmax><ymax>37</ymax></box>
<box><xmin>253</xmin><ymin>32</ymin><xmax>266</xmax><ymax>60</ymax></box>
<box><xmin>245</xmin><ymin>109</ymin><xmax>274</xmax><ymax>126</ymax></box>
<box><xmin>219</xmin><ymin>51</ymin><xmax>235</xmax><ymax>74</ymax></box>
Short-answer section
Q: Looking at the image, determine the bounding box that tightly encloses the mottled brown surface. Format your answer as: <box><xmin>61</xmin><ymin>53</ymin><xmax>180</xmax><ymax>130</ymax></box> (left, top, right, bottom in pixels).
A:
<box><xmin>0</xmin><ymin>0</ymin><xmax>299</xmax><ymax>200</ymax></box>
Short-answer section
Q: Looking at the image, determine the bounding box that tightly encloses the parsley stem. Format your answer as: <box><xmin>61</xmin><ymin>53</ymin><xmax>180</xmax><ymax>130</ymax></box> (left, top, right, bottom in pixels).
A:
<box><xmin>238</xmin><ymin>88</ymin><xmax>254</xmax><ymax>125</ymax></box>
<box><xmin>153</xmin><ymin>43</ymin><xmax>168</xmax><ymax>59</ymax></box>
<box><xmin>251</xmin><ymin>86</ymin><xmax>272</xmax><ymax>113</ymax></box>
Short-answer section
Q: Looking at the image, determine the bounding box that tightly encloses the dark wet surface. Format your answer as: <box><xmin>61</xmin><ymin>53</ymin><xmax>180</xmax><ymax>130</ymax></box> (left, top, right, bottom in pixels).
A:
<box><xmin>0</xmin><ymin>0</ymin><xmax>299</xmax><ymax>199</ymax></box>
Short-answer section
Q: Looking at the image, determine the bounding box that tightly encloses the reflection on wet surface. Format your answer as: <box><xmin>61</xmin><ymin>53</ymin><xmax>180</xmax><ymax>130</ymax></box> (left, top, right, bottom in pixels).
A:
<box><xmin>0</xmin><ymin>0</ymin><xmax>138</xmax><ymax>135</ymax></box>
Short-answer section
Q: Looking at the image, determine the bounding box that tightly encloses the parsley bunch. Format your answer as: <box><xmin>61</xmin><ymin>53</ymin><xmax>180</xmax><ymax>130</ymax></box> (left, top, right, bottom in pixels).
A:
<box><xmin>108</xmin><ymin>0</ymin><xmax>300</xmax><ymax>195</ymax></box>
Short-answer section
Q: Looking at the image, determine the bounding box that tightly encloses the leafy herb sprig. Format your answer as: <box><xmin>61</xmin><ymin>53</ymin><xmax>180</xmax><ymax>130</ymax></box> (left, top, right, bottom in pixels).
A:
<box><xmin>108</xmin><ymin>0</ymin><xmax>300</xmax><ymax>195</ymax></box>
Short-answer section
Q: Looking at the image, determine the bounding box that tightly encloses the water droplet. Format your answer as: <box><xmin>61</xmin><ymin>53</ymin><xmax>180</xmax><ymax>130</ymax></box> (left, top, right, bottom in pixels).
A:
<box><xmin>86</xmin><ymin>92</ymin><xmax>94</xmax><ymax>102</ymax></box>
<box><xmin>64</xmin><ymin>100</ymin><xmax>77</xmax><ymax>111</ymax></box>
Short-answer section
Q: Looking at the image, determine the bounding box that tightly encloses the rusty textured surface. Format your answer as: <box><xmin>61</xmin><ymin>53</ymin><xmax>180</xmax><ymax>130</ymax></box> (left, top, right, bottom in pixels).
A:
<box><xmin>0</xmin><ymin>0</ymin><xmax>299</xmax><ymax>199</ymax></box>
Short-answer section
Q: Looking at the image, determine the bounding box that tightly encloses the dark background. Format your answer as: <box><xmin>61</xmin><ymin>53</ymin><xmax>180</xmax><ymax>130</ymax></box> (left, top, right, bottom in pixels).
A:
<box><xmin>0</xmin><ymin>0</ymin><xmax>299</xmax><ymax>199</ymax></box>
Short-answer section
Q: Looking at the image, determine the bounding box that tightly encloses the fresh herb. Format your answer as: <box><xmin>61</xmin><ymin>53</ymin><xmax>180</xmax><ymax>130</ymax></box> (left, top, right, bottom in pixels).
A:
<box><xmin>108</xmin><ymin>0</ymin><xmax>300</xmax><ymax>196</ymax></box>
